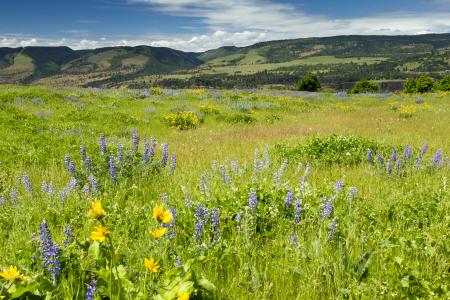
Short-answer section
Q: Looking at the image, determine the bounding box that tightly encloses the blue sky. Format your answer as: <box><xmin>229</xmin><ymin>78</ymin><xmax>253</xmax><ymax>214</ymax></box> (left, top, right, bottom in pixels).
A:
<box><xmin>1</xmin><ymin>0</ymin><xmax>450</xmax><ymax>51</ymax></box>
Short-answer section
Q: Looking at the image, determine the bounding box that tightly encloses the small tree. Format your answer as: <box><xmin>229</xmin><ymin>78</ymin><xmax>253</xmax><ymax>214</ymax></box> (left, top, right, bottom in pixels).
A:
<box><xmin>434</xmin><ymin>75</ymin><xmax>450</xmax><ymax>91</ymax></box>
<box><xmin>351</xmin><ymin>80</ymin><xmax>379</xmax><ymax>94</ymax></box>
<box><xmin>404</xmin><ymin>75</ymin><xmax>434</xmax><ymax>93</ymax></box>
<box><xmin>297</xmin><ymin>73</ymin><xmax>321</xmax><ymax>92</ymax></box>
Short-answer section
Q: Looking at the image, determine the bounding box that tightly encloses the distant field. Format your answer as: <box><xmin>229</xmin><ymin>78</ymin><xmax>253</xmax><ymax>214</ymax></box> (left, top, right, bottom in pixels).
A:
<box><xmin>191</xmin><ymin>55</ymin><xmax>388</xmax><ymax>75</ymax></box>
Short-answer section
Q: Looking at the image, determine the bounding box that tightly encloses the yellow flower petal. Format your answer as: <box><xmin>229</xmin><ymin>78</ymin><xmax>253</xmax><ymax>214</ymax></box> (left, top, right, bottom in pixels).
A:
<box><xmin>90</xmin><ymin>225</ymin><xmax>108</xmax><ymax>242</ymax></box>
<box><xmin>152</xmin><ymin>205</ymin><xmax>172</xmax><ymax>224</ymax></box>
<box><xmin>144</xmin><ymin>258</ymin><xmax>160</xmax><ymax>273</ymax></box>
<box><xmin>0</xmin><ymin>266</ymin><xmax>21</xmax><ymax>281</ymax></box>
<box><xmin>178</xmin><ymin>292</ymin><xmax>190</xmax><ymax>300</ymax></box>
<box><xmin>88</xmin><ymin>200</ymin><xmax>106</xmax><ymax>219</ymax></box>
<box><xmin>151</xmin><ymin>227</ymin><xmax>167</xmax><ymax>239</ymax></box>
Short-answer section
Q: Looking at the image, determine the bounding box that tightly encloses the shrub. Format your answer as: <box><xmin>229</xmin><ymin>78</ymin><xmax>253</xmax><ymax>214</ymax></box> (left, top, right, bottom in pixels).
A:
<box><xmin>351</xmin><ymin>80</ymin><xmax>379</xmax><ymax>94</ymax></box>
<box><xmin>434</xmin><ymin>75</ymin><xmax>450</xmax><ymax>91</ymax></box>
<box><xmin>274</xmin><ymin>135</ymin><xmax>388</xmax><ymax>165</ymax></box>
<box><xmin>224</xmin><ymin>113</ymin><xmax>256</xmax><ymax>124</ymax></box>
<box><xmin>162</xmin><ymin>111</ymin><xmax>200</xmax><ymax>130</ymax></box>
<box><xmin>404</xmin><ymin>75</ymin><xmax>434</xmax><ymax>93</ymax></box>
<box><xmin>198</xmin><ymin>104</ymin><xmax>219</xmax><ymax>115</ymax></box>
<box><xmin>297</xmin><ymin>73</ymin><xmax>321</xmax><ymax>92</ymax></box>
<box><xmin>399</xmin><ymin>105</ymin><xmax>417</xmax><ymax>118</ymax></box>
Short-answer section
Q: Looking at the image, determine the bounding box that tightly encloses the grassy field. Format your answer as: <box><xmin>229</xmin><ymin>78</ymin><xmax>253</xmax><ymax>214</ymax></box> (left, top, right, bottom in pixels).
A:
<box><xmin>0</xmin><ymin>86</ymin><xmax>448</xmax><ymax>299</ymax></box>
<box><xmin>193</xmin><ymin>56</ymin><xmax>387</xmax><ymax>75</ymax></box>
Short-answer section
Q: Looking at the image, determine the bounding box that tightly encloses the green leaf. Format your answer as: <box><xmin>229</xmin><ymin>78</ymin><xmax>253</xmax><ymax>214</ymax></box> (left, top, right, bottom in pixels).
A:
<box><xmin>88</xmin><ymin>241</ymin><xmax>100</xmax><ymax>261</ymax></box>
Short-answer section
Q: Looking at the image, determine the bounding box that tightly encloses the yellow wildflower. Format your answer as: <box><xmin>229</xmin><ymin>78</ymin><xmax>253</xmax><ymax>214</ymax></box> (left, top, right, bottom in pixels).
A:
<box><xmin>0</xmin><ymin>266</ymin><xmax>24</xmax><ymax>281</ymax></box>
<box><xmin>144</xmin><ymin>258</ymin><xmax>159</xmax><ymax>273</ymax></box>
<box><xmin>90</xmin><ymin>225</ymin><xmax>108</xmax><ymax>242</ymax></box>
<box><xmin>152</xmin><ymin>205</ymin><xmax>172</xmax><ymax>224</ymax></box>
<box><xmin>88</xmin><ymin>200</ymin><xmax>106</xmax><ymax>219</ymax></box>
<box><xmin>178</xmin><ymin>292</ymin><xmax>190</xmax><ymax>300</ymax></box>
<box><xmin>151</xmin><ymin>227</ymin><xmax>167</xmax><ymax>239</ymax></box>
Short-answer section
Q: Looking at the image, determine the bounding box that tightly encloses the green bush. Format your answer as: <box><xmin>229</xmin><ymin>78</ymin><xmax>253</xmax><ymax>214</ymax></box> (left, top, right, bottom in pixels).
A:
<box><xmin>224</xmin><ymin>113</ymin><xmax>256</xmax><ymax>124</ymax></box>
<box><xmin>296</xmin><ymin>73</ymin><xmax>321</xmax><ymax>92</ymax></box>
<box><xmin>162</xmin><ymin>111</ymin><xmax>200</xmax><ymax>130</ymax></box>
<box><xmin>274</xmin><ymin>135</ymin><xmax>389</xmax><ymax>165</ymax></box>
<box><xmin>434</xmin><ymin>75</ymin><xmax>450</xmax><ymax>91</ymax></box>
<box><xmin>404</xmin><ymin>75</ymin><xmax>434</xmax><ymax>93</ymax></box>
<box><xmin>351</xmin><ymin>80</ymin><xmax>379</xmax><ymax>94</ymax></box>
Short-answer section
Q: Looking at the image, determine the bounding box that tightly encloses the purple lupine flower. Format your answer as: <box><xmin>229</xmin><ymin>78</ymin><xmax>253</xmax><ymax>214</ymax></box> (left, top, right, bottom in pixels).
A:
<box><xmin>98</xmin><ymin>134</ymin><xmax>107</xmax><ymax>155</ymax></box>
<box><xmin>321</xmin><ymin>197</ymin><xmax>334</xmax><ymax>219</ymax></box>
<box><xmin>161</xmin><ymin>143</ymin><xmax>169</xmax><ymax>168</ymax></box>
<box><xmin>117</xmin><ymin>144</ymin><xmax>123</xmax><ymax>162</ymax></box>
<box><xmin>404</xmin><ymin>145</ymin><xmax>411</xmax><ymax>160</ymax></box>
<box><xmin>142</xmin><ymin>141</ymin><xmax>150</xmax><ymax>164</ymax></box>
<box><xmin>88</xmin><ymin>174</ymin><xmax>98</xmax><ymax>193</ymax></box>
<box><xmin>231</xmin><ymin>160</ymin><xmax>238</xmax><ymax>173</ymax></box>
<box><xmin>249</xmin><ymin>188</ymin><xmax>258</xmax><ymax>211</ymax></box>
<box><xmin>199</xmin><ymin>176</ymin><xmax>210</xmax><ymax>197</ymax></box>
<box><xmin>391</xmin><ymin>148</ymin><xmax>397</xmax><ymax>162</ymax></box>
<box><xmin>23</xmin><ymin>173</ymin><xmax>32</xmax><ymax>194</ymax></box>
<box><xmin>274</xmin><ymin>159</ymin><xmax>288</xmax><ymax>185</ymax></box>
<box><xmin>300</xmin><ymin>163</ymin><xmax>311</xmax><ymax>183</ymax></box>
<box><xmin>64</xmin><ymin>154</ymin><xmax>72</xmax><ymax>170</ymax></box>
<box><xmin>109</xmin><ymin>156</ymin><xmax>117</xmax><ymax>183</ymax></box>
<box><xmin>328</xmin><ymin>218</ymin><xmax>338</xmax><ymax>241</ymax></box>
<box><xmin>262</xmin><ymin>147</ymin><xmax>270</xmax><ymax>169</ymax></box>
<box><xmin>63</xmin><ymin>226</ymin><xmax>75</xmax><ymax>246</ymax></box>
<box><xmin>396</xmin><ymin>158</ymin><xmax>401</xmax><ymax>171</ymax></box>
<box><xmin>284</xmin><ymin>189</ymin><xmax>294</xmax><ymax>207</ymax></box>
<box><xmin>170</xmin><ymin>154</ymin><xmax>177</xmax><ymax>172</ymax></box>
<box><xmin>9</xmin><ymin>190</ymin><xmax>18</xmax><ymax>204</ymax></box>
<box><xmin>41</xmin><ymin>181</ymin><xmax>49</xmax><ymax>193</ymax></box>
<box><xmin>132</xmin><ymin>129</ymin><xmax>139</xmax><ymax>152</ymax></box>
<box><xmin>367</xmin><ymin>149</ymin><xmax>374</xmax><ymax>164</ymax></box>
<box><xmin>376</xmin><ymin>152</ymin><xmax>384</xmax><ymax>166</ymax></box>
<box><xmin>38</xmin><ymin>220</ymin><xmax>61</xmax><ymax>285</ymax></box>
<box><xmin>80</xmin><ymin>145</ymin><xmax>87</xmax><ymax>161</ymax></box>
<box><xmin>420</xmin><ymin>144</ymin><xmax>428</xmax><ymax>157</ymax></box>
<box><xmin>175</xmin><ymin>258</ymin><xmax>182</xmax><ymax>267</ymax></box>
<box><xmin>0</xmin><ymin>195</ymin><xmax>6</xmax><ymax>205</ymax></box>
<box><xmin>290</xmin><ymin>233</ymin><xmax>298</xmax><ymax>245</ymax></box>
<box><xmin>294</xmin><ymin>197</ymin><xmax>302</xmax><ymax>224</ymax></box>
<box><xmin>68</xmin><ymin>177</ymin><xmax>78</xmax><ymax>190</ymax></box>
<box><xmin>334</xmin><ymin>180</ymin><xmax>344</xmax><ymax>194</ymax></box>
<box><xmin>160</xmin><ymin>193</ymin><xmax>169</xmax><ymax>205</ymax></box>
<box><xmin>194</xmin><ymin>204</ymin><xmax>209</xmax><ymax>238</ymax></box>
<box><xmin>347</xmin><ymin>187</ymin><xmax>358</xmax><ymax>201</ymax></box>
<box><xmin>85</xmin><ymin>157</ymin><xmax>91</xmax><ymax>171</ymax></box>
<box><xmin>67</xmin><ymin>159</ymin><xmax>76</xmax><ymax>175</ymax></box>
<box><xmin>224</xmin><ymin>172</ymin><xmax>232</xmax><ymax>188</ymax></box>
<box><xmin>47</xmin><ymin>182</ymin><xmax>55</xmax><ymax>197</ymax></box>
<box><xmin>432</xmin><ymin>150</ymin><xmax>442</xmax><ymax>166</ymax></box>
<box><xmin>235</xmin><ymin>211</ymin><xmax>242</xmax><ymax>228</ymax></box>
<box><xmin>82</xmin><ymin>184</ymin><xmax>90</xmax><ymax>195</ymax></box>
<box><xmin>254</xmin><ymin>149</ymin><xmax>262</xmax><ymax>174</ymax></box>
<box><xmin>149</xmin><ymin>136</ymin><xmax>157</xmax><ymax>160</ymax></box>
<box><xmin>86</xmin><ymin>278</ymin><xmax>97</xmax><ymax>300</ymax></box>
<box><xmin>211</xmin><ymin>208</ymin><xmax>220</xmax><ymax>229</ymax></box>
<box><xmin>386</xmin><ymin>161</ymin><xmax>392</xmax><ymax>174</ymax></box>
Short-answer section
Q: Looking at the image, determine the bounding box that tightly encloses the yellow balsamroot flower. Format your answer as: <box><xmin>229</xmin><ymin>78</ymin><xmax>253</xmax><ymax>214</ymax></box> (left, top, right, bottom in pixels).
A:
<box><xmin>152</xmin><ymin>205</ymin><xmax>172</xmax><ymax>224</ymax></box>
<box><xmin>178</xmin><ymin>292</ymin><xmax>190</xmax><ymax>300</ymax></box>
<box><xmin>151</xmin><ymin>227</ymin><xmax>167</xmax><ymax>239</ymax></box>
<box><xmin>90</xmin><ymin>225</ymin><xmax>108</xmax><ymax>242</ymax></box>
<box><xmin>144</xmin><ymin>258</ymin><xmax>160</xmax><ymax>273</ymax></box>
<box><xmin>0</xmin><ymin>266</ymin><xmax>26</xmax><ymax>282</ymax></box>
<box><xmin>88</xmin><ymin>200</ymin><xmax>106</xmax><ymax>219</ymax></box>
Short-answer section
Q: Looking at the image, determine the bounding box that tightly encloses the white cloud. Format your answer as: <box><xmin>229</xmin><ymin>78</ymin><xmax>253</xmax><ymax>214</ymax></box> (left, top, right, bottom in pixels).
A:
<box><xmin>2</xmin><ymin>0</ymin><xmax>450</xmax><ymax>51</ymax></box>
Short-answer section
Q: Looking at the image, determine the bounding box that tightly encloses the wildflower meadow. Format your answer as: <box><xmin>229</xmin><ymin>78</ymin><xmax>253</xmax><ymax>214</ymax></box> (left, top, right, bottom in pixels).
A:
<box><xmin>0</xmin><ymin>86</ymin><xmax>448</xmax><ymax>299</ymax></box>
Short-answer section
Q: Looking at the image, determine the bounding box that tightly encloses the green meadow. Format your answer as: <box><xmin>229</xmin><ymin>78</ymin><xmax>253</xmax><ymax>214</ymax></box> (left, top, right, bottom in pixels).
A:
<box><xmin>0</xmin><ymin>85</ymin><xmax>448</xmax><ymax>299</ymax></box>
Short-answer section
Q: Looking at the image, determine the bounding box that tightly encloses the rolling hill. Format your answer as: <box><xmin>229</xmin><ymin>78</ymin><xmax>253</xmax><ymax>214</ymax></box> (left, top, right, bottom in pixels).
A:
<box><xmin>1</xmin><ymin>33</ymin><xmax>450</xmax><ymax>88</ymax></box>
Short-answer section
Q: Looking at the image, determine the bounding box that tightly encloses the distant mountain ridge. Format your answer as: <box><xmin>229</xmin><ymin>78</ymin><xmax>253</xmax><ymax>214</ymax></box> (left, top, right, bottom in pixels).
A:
<box><xmin>1</xmin><ymin>33</ymin><xmax>450</xmax><ymax>87</ymax></box>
